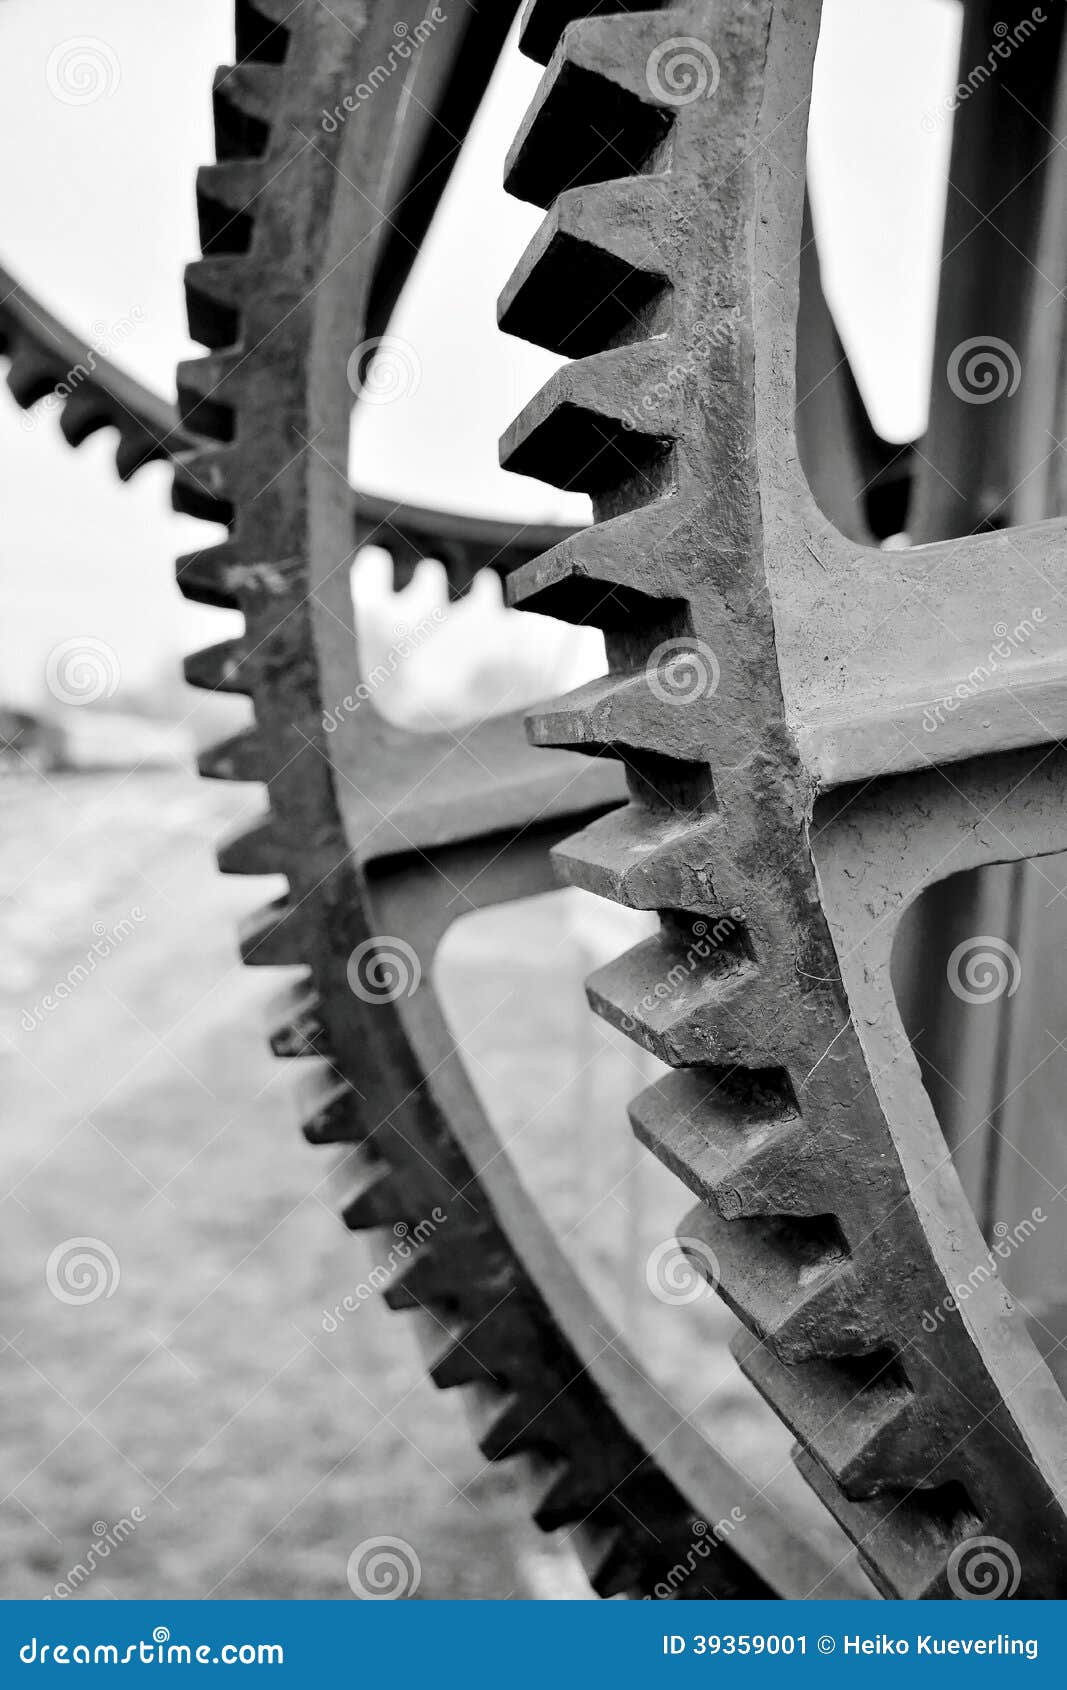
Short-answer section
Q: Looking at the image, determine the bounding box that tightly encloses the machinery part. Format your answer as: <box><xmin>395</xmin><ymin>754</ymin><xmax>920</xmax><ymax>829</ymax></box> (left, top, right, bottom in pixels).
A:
<box><xmin>503</xmin><ymin>0</ymin><xmax>1067</xmax><ymax>1597</ymax></box>
<box><xmin>0</xmin><ymin>261</ymin><xmax>184</xmax><ymax>478</ymax></box>
<box><xmin>176</xmin><ymin>0</ymin><xmax>875</xmax><ymax>1599</ymax></box>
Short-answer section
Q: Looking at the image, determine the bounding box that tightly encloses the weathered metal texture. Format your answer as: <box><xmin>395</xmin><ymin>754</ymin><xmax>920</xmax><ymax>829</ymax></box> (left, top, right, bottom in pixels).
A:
<box><xmin>0</xmin><ymin>262</ymin><xmax>186</xmax><ymax>477</ymax></box>
<box><xmin>504</xmin><ymin>0</ymin><xmax>1067</xmax><ymax>1597</ymax></box>
<box><xmin>176</xmin><ymin>0</ymin><xmax>871</xmax><ymax>1600</ymax></box>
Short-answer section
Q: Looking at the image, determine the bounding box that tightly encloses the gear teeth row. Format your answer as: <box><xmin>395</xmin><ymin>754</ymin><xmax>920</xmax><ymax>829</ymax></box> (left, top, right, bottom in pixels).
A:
<box><xmin>196</xmin><ymin>164</ymin><xmax>260</xmax><ymax>255</ymax></box>
<box><xmin>499</xmin><ymin>179</ymin><xmax>672</xmax><ymax>357</ymax></box>
<box><xmin>216</xmin><ymin>812</ymin><xmax>282</xmax><ymax>875</ymax></box>
<box><xmin>238</xmin><ymin>897</ymin><xmax>304</xmax><ymax>966</ymax></box>
<box><xmin>176</xmin><ymin>350</ymin><xmax>241</xmax><ymax>440</ymax></box>
<box><xmin>500</xmin><ymin>344</ymin><xmax>677</xmax><ymax>496</ymax></box>
<box><xmin>738</xmin><ymin>1341</ymin><xmax>932</xmax><ymax>1504</ymax></box>
<box><xmin>184</xmin><ymin>258</ymin><xmax>246</xmax><ymax>352</ymax></box>
<box><xmin>505</xmin><ymin>13</ymin><xmax>678</xmax><ymax>209</ymax></box>
<box><xmin>518</xmin><ymin>0</ymin><xmax>670</xmax><ymax>66</ymax></box>
<box><xmin>269</xmin><ymin>989</ymin><xmax>327</xmax><ymax>1060</ymax></box>
<box><xmin>585</xmin><ymin>925</ymin><xmax>776</xmax><ymax>1068</ymax></box>
<box><xmin>212</xmin><ymin>64</ymin><xmax>281</xmax><ymax>159</ymax></box>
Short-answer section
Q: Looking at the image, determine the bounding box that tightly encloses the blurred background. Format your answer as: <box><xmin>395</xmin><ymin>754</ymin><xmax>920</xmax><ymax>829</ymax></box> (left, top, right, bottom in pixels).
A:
<box><xmin>0</xmin><ymin>0</ymin><xmax>964</xmax><ymax>1599</ymax></box>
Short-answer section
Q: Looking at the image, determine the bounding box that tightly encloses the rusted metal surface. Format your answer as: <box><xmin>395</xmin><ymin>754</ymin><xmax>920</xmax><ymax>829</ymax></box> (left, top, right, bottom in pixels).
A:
<box><xmin>504</xmin><ymin>0</ymin><xmax>1067</xmax><ymax>1597</ymax></box>
<box><xmin>176</xmin><ymin>0</ymin><xmax>877</xmax><ymax>1601</ymax></box>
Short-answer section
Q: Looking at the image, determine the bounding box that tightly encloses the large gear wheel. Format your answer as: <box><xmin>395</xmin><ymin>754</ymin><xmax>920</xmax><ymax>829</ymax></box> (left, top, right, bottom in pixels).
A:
<box><xmin>175</xmin><ymin>0</ymin><xmax>1067</xmax><ymax>1601</ymax></box>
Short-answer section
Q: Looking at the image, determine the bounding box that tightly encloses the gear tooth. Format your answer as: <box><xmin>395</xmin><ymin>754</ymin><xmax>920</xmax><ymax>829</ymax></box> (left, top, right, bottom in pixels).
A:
<box><xmin>216</xmin><ymin>812</ymin><xmax>281</xmax><ymax>875</ymax></box>
<box><xmin>738</xmin><ymin>1341</ymin><xmax>932</xmax><ymax>1502</ymax></box>
<box><xmin>382</xmin><ymin>1247</ymin><xmax>457</xmax><ymax>1314</ymax></box>
<box><xmin>630</xmin><ymin>1066</ymin><xmax>806</xmax><ymax>1218</ymax></box>
<box><xmin>198</xmin><ymin>727</ymin><xmax>266</xmax><ymax>783</ymax></box>
<box><xmin>268</xmin><ymin>989</ymin><xmax>327</xmax><ymax>1059</ymax></box>
<box><xmin>184</xmin><ymin>257</ymin><xmax>246</xmax><ymax>351</ymax></box>
<box><xmin>238</xmin><ymin>897</ymin><xmax>303</xmax><ymax>966</ymax></box>
<box><xmin>499</xmin><ymin>179</ymin><xmax>671</xmax><ymax>358</ymax></box>
<box><xmin>234</xmin><ymin>0</ymin><xmax>293</xmax><ymax>64</ymax></box>
<box><xmin>472</xmin><ymin>1391</ymin><xmax>544</xmax><ymax>1463</ymax></box>
<box><xmin>500</xmin><ymin>345</ymin><xmax>676</xmax><ymax>497</ymax></box>
<box><xmin>177</xmin><ymin>541</ymin><xmax>241</xmax><ymax>609</ymax></box>
<box><xmin>298</xmin><ymin>1073</ymin><xmax>365</xmax><ymax>1147</ymax></box>
<box><xmin>791</xmin><ymin>1449</ymin><xmax>974</xmax><ymax>1601</ymax></box>
<box><xmin>550</xmin><ymin>804</ymin><xmax>724</xmax><ymax>911</ymax></box>
<box><xmin>531</xmin><ymin>1462</ymin><xmax>600</xmax><ymax>1532</ymax></box>
<box><xmin>506</xmin><ymin>503</ymin><xmax>681</xmax><ymax>627</ymax></box>
<box><xmin>428</xmin><ymin>1330</ymin><xmax>499</xmax><ymax>1391</ymax></box>
<box><xmin>176</xmin><ymin>352</ymin><xmax>240</xmax><ymax>441</ymax></box>
<box><xmin>114</xmin><ymin>428</ymin><xmax>162</xmax><ymax>481</ymax></box>
<box><xmin>681</xmin><ymin>1202</ymin><xmax>875</xmax><ymax>1366</ymax></box>
<box><xmin>184</xmin><ymin>637</ymin><xmax>252</xmax><ymax>695</ymax></box>
<box><xmin>586</xmin><ymin>928</ymin><xmax>765</xmax><ymax>1067</ymax></box>
<box><xmin>6</xmin><ymin>345</ymin><xmax>58</xmax><ymax>409</ymax></box>
<box><xmin>581</xmin><ymin>1525</ymin><xmax>641</xmax><ymax>1599</ymax></box>
<box><xmin>528</xmin><ymin>667</ymin><xmax>712</xmax><ymax>763</ymax></box>
<box><xmin>196</xmin><ymin>161</ymin><xmax>261</xmax><ymax>251</ymax></box>
<box><xmin>519</xmin><ymin>1</ymin><xmax>655</xmax><ymax>66</ymax></box>
<box><xmin>505</xmin><ymin>13</ymin><xmax>677</xmax><ymax>208</ymax></box>
<box><xmin>212</xmin><ymin>63</ymin><xmax>282</xmax><ymax>158</ymax></box>
<box><xmin>341</xmin><ymin>1163</ymin><xmax>403</xmax><ymax>1232</ymax></box>
<box><xmin>172</xmin><ymin>441</ymin><xmax>236</xmax><ymax>522</ymax></box>
<box><xmin>57</xmin><ymin>385</ymin><xmax>109</xmax><ymax>448</ymax></box>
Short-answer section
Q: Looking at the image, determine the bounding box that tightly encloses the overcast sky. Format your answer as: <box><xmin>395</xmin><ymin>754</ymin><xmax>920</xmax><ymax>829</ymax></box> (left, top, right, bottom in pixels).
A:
<box><xmin>0</xmin><ymin>0</ymin><xmax>960</xmax><ymax>707</ymax></box>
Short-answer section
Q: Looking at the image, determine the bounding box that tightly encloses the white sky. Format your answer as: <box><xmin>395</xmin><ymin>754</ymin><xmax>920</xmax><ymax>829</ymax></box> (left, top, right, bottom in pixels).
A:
<box><xmin>0</xmin><ymin>0</ymin><xmax>961</xmax><ymax>707</ymax></box>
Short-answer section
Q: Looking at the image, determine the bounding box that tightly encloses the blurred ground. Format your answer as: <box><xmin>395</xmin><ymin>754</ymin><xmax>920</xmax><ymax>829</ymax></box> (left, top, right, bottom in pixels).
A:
<box><xmin>0</xmin><ymin>766</ymin><xmax>839</xmax><ymax>1601</ymax></box>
